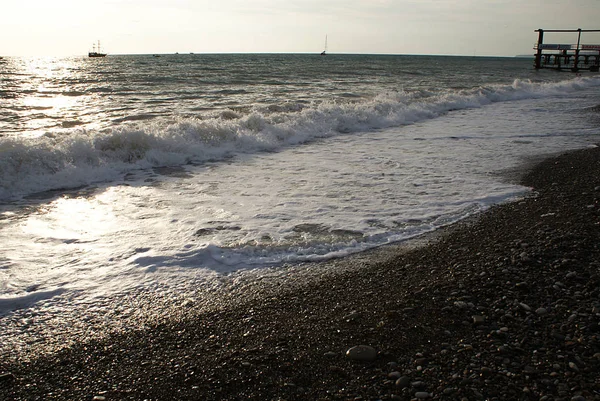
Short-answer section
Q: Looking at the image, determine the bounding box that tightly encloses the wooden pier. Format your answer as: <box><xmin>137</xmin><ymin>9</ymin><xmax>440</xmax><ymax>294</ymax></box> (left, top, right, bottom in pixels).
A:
<box><xmin>534</xmin><ymin>29</ymin><xmax>600</xmax><ymax>72</ymax></box>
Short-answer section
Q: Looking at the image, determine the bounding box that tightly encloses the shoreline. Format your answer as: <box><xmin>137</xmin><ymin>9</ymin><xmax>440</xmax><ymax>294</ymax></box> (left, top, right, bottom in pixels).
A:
<box><xmin>2</xmin><ymin>146</ymin><xmax>600</xmax><ymax>400</ymax></box>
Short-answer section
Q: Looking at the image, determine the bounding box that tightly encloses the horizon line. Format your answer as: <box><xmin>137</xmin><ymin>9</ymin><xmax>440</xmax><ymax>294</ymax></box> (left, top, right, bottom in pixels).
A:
<box><xmin>1</xmin><ymin>52</ymin><xmax>527</xmax><ymax>58</ymax></box>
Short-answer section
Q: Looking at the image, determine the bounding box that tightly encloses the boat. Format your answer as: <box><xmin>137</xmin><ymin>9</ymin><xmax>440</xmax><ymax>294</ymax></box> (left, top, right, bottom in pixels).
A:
<box><xmin>320</xmin><ymin>35</ymin><xmax>328</xmax><ymax>56</ymax></box>
<box><xmin>88</xmin><ymin>41</ymin><xmax>107</xmax><ymax>58</ymax></box>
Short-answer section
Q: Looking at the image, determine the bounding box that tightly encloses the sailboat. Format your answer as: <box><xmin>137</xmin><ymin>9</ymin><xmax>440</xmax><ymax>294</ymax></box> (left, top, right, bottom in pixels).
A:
<box><xmin>88</xmin><ymin>40</ymin><xmax>107</xmax><ymax>58</ymax></box>
<box><xmin>320</xmin><ymin>35</ymin><xmax>327</xmax><ymax>56</ymax></box>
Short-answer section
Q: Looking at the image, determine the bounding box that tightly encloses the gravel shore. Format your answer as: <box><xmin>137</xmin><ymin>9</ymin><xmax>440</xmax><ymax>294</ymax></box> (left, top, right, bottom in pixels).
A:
<box><xmin>2</xmin><ymin>146</ymin><xmax>600</xmax><ymax>401</ymax></box>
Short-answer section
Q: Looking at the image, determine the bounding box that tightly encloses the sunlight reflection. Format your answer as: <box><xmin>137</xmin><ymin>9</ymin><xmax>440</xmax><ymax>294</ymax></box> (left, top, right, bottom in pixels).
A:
<box><xmin>9</xmin><ymin>57</ymin><xmax>90</xmax><ymax>137</ymax></box>
<box><xmin>0</xmin><ymin>189</ymin><xmax>129</xmax><ymax>298</ymax></box>
<box><xmin>22</xmin><ymin>195</ymin><xmax>117</xmax><ymax>245</ymax></box>
<box><xmin>22</xmin><ymin>94</ymin><xmax>78</xmax><ymax>114</ymax></box>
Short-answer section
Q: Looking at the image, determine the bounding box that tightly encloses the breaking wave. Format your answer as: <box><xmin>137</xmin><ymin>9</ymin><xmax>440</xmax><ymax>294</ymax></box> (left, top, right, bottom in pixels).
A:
<box><xmin>1</xmin><ymin>76</ymin><xmax>599</xmax><ymax>201</ymax></box>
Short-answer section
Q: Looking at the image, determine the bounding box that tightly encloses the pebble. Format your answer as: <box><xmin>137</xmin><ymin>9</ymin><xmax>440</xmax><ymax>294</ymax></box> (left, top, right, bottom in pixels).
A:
<box><xmin>343</xmin><ymin>311</ymin><xmax>362</xmax><ymax>322</ymax></box>
<box><xmin>414</xmin><ymin>392</ymin><xmax>431</xmax><ymax>399</ymax></box>
<box><xmin>414</xmin><ymin>357</ymin><xmax>428</xmax><ymax>366</ymax></box>
<box><xmin>519</xmin><ymin>302</ymin><xmax>532</xmax><ymax>311</ymax></box>
<box><xmin>454</xmin><ymin>301</ymin><xmax>468</xmax><ymax>309</ymax></box>
<box><xmin>388</xmin><ymin>371</ymin><xmax>402</xmax><ymax>380</ymax></box>
<box><xmin>443</xmin><ymin>387</ymin><xmax>456</xmax><ymax>395</ymax></box>
<box><xmin>411</xmin><ymin>380</ymin><xmax>426</xmax><ymax>389</ymax></box>
<box><xmin>180</xmin><ymin>298</ymin><xmax>195</xmax><ymax>307</ymax></box>
<box><xmin>395</xmin><ymin>376</ymin><xmax>411</xmax><ymax>388</ymax></box>
<box><xmin>535</xmin><ymin>307</ymin><xmax>548</xmax><ymax>315</ymax></box>
<box><xmin>345</xmin><ymin>345</ymin><xmax>377</xmax><ymax>362</ymax></box>
<box><xmin>472</xmin><ymin>315</ymin><xmax>485</xmax><ymax>324</ymax></box>
<box><xmin>0</xmin><ymin>372</ymin><xmax>14</xmax><ymax>382</ymax></box>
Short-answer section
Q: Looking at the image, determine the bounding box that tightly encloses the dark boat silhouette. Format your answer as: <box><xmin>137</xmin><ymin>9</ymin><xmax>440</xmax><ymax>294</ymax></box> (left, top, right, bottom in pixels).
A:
<box><xmin>88</xmin><ymin>41</ymin><xmax>107</xmax><ymax>58</ymax></box>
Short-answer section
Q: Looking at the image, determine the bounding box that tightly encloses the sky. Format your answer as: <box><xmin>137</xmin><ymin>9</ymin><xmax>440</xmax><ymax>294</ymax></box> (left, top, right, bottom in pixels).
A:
<box><xmin>3</xmin><ymin>0</ymin><xmax>600</xmax><ymax>57</ymax></box>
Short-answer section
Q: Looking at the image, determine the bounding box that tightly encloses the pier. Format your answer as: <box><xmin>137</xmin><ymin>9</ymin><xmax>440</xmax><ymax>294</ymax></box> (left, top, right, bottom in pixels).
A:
<box><xmin>534</xmin><ymin>29</ymin><xmax>600</xmax><ymax>72</ymax></box>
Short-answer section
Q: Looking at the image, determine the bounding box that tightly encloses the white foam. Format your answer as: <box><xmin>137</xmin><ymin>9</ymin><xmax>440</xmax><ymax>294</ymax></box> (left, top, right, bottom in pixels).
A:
<box><xmin>2</xmin><ymin>76</ymin><xmax>599</xmax><ymax>201</ymax></box>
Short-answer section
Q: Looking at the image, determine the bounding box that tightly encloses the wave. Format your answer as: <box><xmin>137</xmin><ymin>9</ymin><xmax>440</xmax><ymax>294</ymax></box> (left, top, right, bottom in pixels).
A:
<box><xmin>1</xmin><ymin>76</ymin><xmax>599</xmax><ymax>201</ymax></box>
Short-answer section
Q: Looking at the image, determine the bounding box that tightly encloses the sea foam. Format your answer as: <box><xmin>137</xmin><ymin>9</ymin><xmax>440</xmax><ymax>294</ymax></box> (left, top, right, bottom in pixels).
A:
<box><xmin>1</xmin><ymin>76</ymin><xmax>599</xmax><ymax>201</ymax></box>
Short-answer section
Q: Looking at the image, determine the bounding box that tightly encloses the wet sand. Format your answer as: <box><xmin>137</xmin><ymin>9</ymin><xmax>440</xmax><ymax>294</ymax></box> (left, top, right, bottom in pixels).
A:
<box><xmin>1</xmin><ymin>146</ymin><xmax>600</xmax><ymax>400</ymax></box>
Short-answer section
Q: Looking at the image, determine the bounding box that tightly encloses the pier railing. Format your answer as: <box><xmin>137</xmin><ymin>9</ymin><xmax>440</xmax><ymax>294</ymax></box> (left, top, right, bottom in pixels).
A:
<box><xmin>534</xmin><ymin>29</ymin><xmax>600</xmax><ymax>72</ymax></box>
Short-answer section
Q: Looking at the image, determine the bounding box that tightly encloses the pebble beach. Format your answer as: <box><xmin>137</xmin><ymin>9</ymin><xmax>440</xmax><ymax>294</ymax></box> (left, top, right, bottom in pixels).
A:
<box><xmin>1</xmin><ymin>146</ymin><xmax>600</xmax><ymax>400</ymax></box>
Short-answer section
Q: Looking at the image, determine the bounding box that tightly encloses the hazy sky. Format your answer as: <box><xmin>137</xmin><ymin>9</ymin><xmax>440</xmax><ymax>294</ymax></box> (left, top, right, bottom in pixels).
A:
<box><xmin>3</xmin><ymin>0</ymin><xmax>600</xmax><ymax>57</ymax></box>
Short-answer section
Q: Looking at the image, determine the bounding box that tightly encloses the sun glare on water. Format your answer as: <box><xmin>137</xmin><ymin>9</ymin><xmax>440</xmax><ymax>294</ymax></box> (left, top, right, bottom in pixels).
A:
<box><xmin>0</xmin><ymin>190</ymin><xmax>132</xmax><ymax>296</ymax></box>
<box><xmin>22</xmin><ymin>195</ymin><xmax>117</xmax><ymax>244</ymax></box>
<box><xmin>11</xmin><ymin>57</ymin><xmax>90</xmax><ymax>137</ymax></box>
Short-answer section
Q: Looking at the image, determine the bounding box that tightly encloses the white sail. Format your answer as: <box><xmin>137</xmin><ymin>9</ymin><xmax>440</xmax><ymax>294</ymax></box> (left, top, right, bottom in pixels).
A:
<box><xmin>321</xmin><ymin>35</ymin><xmax>328</xmax><ymax>55</ymax></box>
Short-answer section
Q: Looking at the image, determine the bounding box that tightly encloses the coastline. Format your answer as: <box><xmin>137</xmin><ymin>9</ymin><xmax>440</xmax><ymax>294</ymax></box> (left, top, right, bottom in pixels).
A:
<box><xmin>2</xmin><ymin>146</ymin><xmax>600</xmax><ymax>400</ymax></box>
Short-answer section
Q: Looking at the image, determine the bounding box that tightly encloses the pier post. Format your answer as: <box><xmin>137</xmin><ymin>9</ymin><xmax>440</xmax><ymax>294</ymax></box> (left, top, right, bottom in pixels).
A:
<box><xmin>573</xmin><ymin>28</ymin><xmax>582</xmax><ymax>72</ymax></box>
<box><xmin>534</xmin><ymin>29</ymin><xmax>544</xmax><ymax>69</ymax></box>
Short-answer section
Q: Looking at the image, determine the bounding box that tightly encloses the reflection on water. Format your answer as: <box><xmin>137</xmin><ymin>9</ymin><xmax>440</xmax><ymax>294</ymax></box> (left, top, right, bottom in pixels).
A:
<box><xmin>0</xmin><ymin>57</ymin><xmax>106</xmax><ymax>136</ymax></box>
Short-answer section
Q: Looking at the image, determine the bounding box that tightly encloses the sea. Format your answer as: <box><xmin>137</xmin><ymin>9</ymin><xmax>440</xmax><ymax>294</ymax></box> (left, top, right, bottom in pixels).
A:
<box><xmin>1</xmin><ymin>54</ymin><xmax>600</xmax><ymax>350</ymax></box>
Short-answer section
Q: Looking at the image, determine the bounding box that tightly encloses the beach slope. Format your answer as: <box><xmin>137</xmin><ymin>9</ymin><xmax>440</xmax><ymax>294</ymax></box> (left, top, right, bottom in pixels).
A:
<box><xmin>2</xmin><ymin>147</ymin><xmax>600</xmax><ymax>400</ymax></box>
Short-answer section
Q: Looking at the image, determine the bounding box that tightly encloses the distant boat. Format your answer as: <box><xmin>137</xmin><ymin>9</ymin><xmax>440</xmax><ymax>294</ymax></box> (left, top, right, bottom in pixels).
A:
<box><xmin>320</xmin><ymin>35</ymin><xmax>328</xmax><ymax>56</ymax></box>
<box><xmin>88</xmin><ymin>41</ymin><xmax>107</xmax><ymax>58</ymax></box>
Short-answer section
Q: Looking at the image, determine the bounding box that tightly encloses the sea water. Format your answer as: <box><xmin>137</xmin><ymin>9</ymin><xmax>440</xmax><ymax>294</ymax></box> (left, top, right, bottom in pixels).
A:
<box><xmin>1</xmin><ymin>54</ymin><xmax>600</xmax><ymax>336</ymax></box>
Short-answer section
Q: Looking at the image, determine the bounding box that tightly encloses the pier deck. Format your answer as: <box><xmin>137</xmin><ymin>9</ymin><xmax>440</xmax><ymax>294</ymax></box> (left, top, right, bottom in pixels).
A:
<box><xmin>534</xmin><ymin>29</ymin><xmax>600</xmax><ymax>72</ymax></box>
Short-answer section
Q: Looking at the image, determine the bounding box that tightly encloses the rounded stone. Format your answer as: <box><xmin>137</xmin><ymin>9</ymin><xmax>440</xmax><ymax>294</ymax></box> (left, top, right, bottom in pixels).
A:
<box><xmin>395</xmin><ymin>376</ymin><xmax>411</xmax><ymax>388</ymax></box>
<box><xmin>472</xmin><ymin>315</ymin><xmax>485</xmax><ymax>324</ymax></box>
<box><xmin>411</xmin><ymin>381</ymin><xmax>426</xmax><ymax>389</ymax></box>
<box><xmin>345</xmin><ymin>345</ymin><xmax>377</xmax><ymax>361</ymax></box>
<box><xmin>388</xmin><ymin>371</ymin><xmax>402</xmax><ymax>380</ymax></box>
